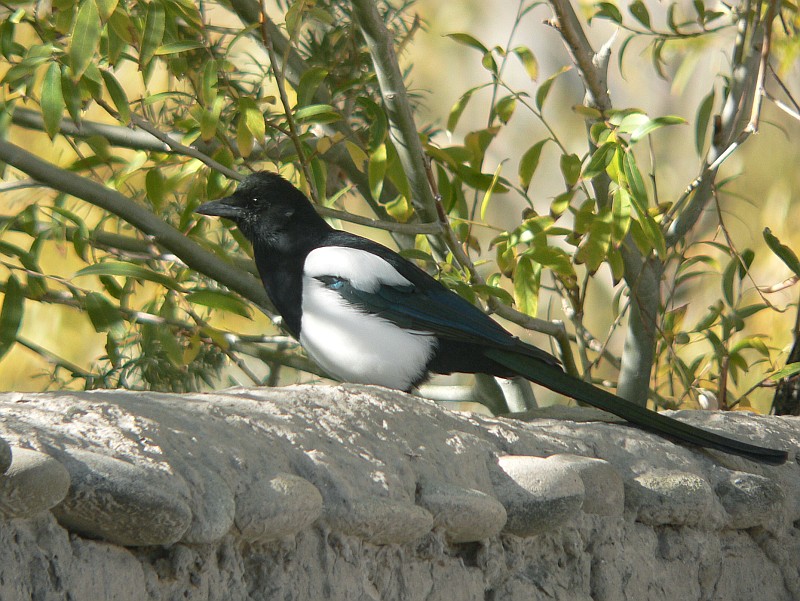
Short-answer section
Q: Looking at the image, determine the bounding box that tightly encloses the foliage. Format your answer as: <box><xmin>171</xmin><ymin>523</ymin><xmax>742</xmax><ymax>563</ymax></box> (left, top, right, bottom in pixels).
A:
<box><xmin>0</xmin><ymin>0</ymin><xmax>798</xmax><ymax>413</ymax></box>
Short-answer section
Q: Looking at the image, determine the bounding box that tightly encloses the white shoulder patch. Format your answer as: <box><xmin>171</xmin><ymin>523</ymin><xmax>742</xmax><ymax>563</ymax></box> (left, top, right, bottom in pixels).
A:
<box><xmin>304</xmin><ymin>246</ymin><xmax>411</xmax><ymax>293</ymax></box>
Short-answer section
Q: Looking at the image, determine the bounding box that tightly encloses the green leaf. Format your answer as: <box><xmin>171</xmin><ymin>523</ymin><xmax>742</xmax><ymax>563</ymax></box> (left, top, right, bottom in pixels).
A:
<box><xmin>560</xmin><ymin>153</ymin><xmax>582</xmax><ymax>188</ymax></box>
<box><xmin>100</xmin><ymin>69</ymin><xmax>130</xmax><ymax>124</ymax></box>
<box><xmin>535</xmin><ymin>67</ymin><xmax>569</xmax><ymax>111</ymax></box>
<box><xmin>75</xmin><ymin>262</ymin><xmax>183</xmax><ymax>291</ymax></box>
<box><xmin>0</xmin><ymin>274</ymin><xmax>24</xmax><ymax>362</ymax></box>
<box><xmin>294</xmin><ymin>103</ymin><xmax>342</xmax><ymax>124</ymax></box>
<box><xmin>61</xmin><ymin>66</ymin><xmax>83</xmax><ymax>122</ymax></box>
<box><xmin>519</xmin><ymin>139</ymin><xmax>548</xmax><ymax>192</ymax></box>
<box><xmin>447</xmin><ymin>87</ymin><xmax>478</xmax><ymax>133</ymax></box>
<box><xmin>241</xmin><ymin>97</ymin><xmax>265</xmax><ymax>141</ymax></box>
<box><xmin>69</xmin><ymin>0</ymin><xmax>101</xmax><ymax>80</ymax></box>
<box><xmin>611</xmin><ymin>187</ymin><xmax>632</xmax><ymax>245</ymax></box>
<box><xmin>592</xmin><ymin>2</ymin><xmax>623</xmax><ymax>23</ymax></box>
<box><xmin>145</xmin><ymin>169</ymin><xmax>165</xmax><ymax>210</ymax></box>
<box><xmin>575</xmin><ymin>209</ymin><xmax>613</xmax><ymax>273</ymax></box>
<box><xmin>582</xmin><ymin>141</ymin><xmax>617</xmax><ymax>180</ymax></box>
<box><xmin>629</xmin><ymin>0</ymin><xmax>651</xmax><ymax>28</ymax></box>
<box><xmin>446</xmin><ymin>32</ymin><xmax>488</xmax><ymax>54</ymax></box>
<box><xmin>85</xmin><ymin>292</ymin><xmax>124</xmax><ymax>333</ymax></box>
<box><xmin>630</xmin><ymin>115</ymin><xmax>686</xmax><ymax>143</ymax></box>
<box><xmin>513</xmin><ymin>255</ymin><xmax>541</xmax><ymax>317</ymax></box>
<box><xmin>770</xmin><ymin>362</ymin><xmax>800</xmax><ymax>381</ymax></box>
<box><xmin>41</xmin><ymin>62</ymin><xmax>64</xmax><ymax>139</ymax></box>
<box><xmin>695</xmin><ymin>89</ymin><xmax>715</xmax><ymax>155</ymax></box>
<box><xmin>185</xmin><ymin>290</ymin><xmax>252</xmax><ymax>318</ymax></box>
<box><xmin>494</xmin><ymin>95</ymin><xmax>516</xmax><ymax>124</ymax></box>
<box><xmin>623</xmin><ymin>151</ymin><xmax>647</xmax><ymax>208</ymax></box>
<box><xmin>96</xmin><ymin>0</ymin><xmax>118</xmax><ymax>21</ymax></box>
<box><xmin>368</xmin><ymin>143</ymin><xmax>387</xmax><ymax>202</ymax></box>
<box><xmin>722</xmin><ymin>259</ymin><xmax>737</xmax><ymax>306</ymax></box>
<box><xmin>201</xmin><ymin>60</ymin><xmax>218</xmax><ymax>107</ymax></box>
<box><xmin>356</xmin><ymin>97</ymin><xmax>388</xmax><ymax>150</ymax></box>
<box><xmin>512</xmin><ymin>45</ymin><xmax>538</xmax><ymax>80</ymax></box>
<box><xmin>297</xmin><ymin>67</ymin><xmax>328</xmax><ymax>107</ymax></box>
<box><xmin>154</xmin><ymin>41</ymin><xmax>205</xmax><ymax>55</ymax></box>
<box><xmin>140</xmin><ymin>1</ymin><xmax>166</xmax><ymax>69</ymax></box>
<box><xmin>480</xmin><ymin>164</ymin><xmax>503</xmax><ymax>221</ymax></box>
<box><xmin>763</xmin><ymin>228</ymin><xmax>800</xmax><ymax>277</ymax></box>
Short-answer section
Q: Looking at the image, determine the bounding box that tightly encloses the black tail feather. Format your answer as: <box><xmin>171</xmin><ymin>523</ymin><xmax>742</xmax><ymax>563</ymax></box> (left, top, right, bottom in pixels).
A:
<box><xmin>485</xmin><ymin>348</ymin><xmax>788</xmax><ymax>465</ymax></box>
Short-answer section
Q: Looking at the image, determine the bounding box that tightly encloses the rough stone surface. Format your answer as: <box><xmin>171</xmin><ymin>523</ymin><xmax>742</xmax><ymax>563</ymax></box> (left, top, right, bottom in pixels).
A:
<box><xmin>626</xmin><ymin>469</ymin><xmax>724</xmax><ymax>527</ymax></box>
<box><xmin>494</xmin><ymin>455</ymin><xmax>585</xmax><ymax>536</ymax></box>
<box><xmin>546</xmin><ymin>453</ymin><xmax>624</xmax><ymax>516</ymax></box>
<box><xmin>417</xmin><ymin>480</ymin><xmax>507</xmax><ymax>542</ymax></box>
<box><xmin>0</xmin><ymin>447</ymin><xmax>70</xmax><ymax>518</ymax></box>
<box><xmin>0</xmin><ymin>434</ymin><xmax>10</xmax><ymax>474</ymax></box>
<box><xmin>0</xmin><ymin>386</ymin><xmax>797</xmax><ymax>601</ymax></box>
<box><xmin>235</xmin><ymin>472</ymin><xmax>323</xmax><ymax>543</ymax></box>
<box><xmin>51</xmin><ymin>448</ymin><xmax>194</xmax><ymax>546</ymax></box>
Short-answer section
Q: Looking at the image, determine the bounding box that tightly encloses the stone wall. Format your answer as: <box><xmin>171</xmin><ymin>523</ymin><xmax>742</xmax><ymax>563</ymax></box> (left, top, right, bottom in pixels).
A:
<box><xmin>0</xmin><ymin>386</ymin><xmax>798</xmax><ymax>600</ymax></box>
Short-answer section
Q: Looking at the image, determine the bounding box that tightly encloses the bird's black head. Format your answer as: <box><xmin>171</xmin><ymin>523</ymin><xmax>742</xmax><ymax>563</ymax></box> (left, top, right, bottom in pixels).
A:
<box><xmin>195</xmin><ymin>172</ymin><xmax>329</xmax><ymax>249</ymax></box>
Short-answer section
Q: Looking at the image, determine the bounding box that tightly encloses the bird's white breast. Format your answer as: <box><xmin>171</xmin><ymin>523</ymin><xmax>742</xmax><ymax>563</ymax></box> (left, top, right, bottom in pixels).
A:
<box><xmin>299</xmin><ymin>246</ymin><xmax>436</xmax><ymax>390</ymax></box>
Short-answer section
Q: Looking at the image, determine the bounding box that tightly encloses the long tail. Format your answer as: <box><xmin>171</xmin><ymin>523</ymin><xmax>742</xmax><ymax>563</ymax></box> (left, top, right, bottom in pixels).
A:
<box><xmin>485</xmin><ymin>348</ymin><xmax>788</xmax><ymax>465</ymax></box>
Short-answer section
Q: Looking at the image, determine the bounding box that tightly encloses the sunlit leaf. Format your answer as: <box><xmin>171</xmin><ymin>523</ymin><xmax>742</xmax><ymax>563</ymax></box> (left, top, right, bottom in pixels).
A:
<box><xmin>41</xmin><ymin>62</ymin><xmax>64</xmax><ymax>138</ymax></box>
<box><xmin>630</xmin><ymin>115</ymin><xmax>686</xmax><ymax>143</ymax></box>
<box><xmin>85</xmin><ymin>292</ymin><xmax>124</xmax><ymax>333</ymax></box>
<box><xmin>513</xmin><ymin>255</ymin><xmax>541</xmax><ymax>317</ymax></box>
<box><xmin>494</xmin><ymin>95</ymin><xmax>516</xmax><ymax>124</ymax></box>
<box><xmin>512</xmin><ymin>45</ymin><xmax>538</xmax><ymax>80</ymax></box>
<box><xmin>368</xmin><ymin>143</ymin><xmax>387</xmax><ymax>202</ymax></box>
<box><xmin>560</xmin><ymin>153</ymin><xmax>581</xmax><ymax>188</ymax></box>
<box><xmin>629</xmin><ymin>0</ymin><xmax>651</xmax><ymax>28</ymax></box>
<box><xmin>519</xmin><ymin>139</ymin><xmax>548</xmax><ymax>192</ymax></box>
<box><xmin>186</xmin><ymin>290</ymin><xmax>252</xmax><ymax>318</ymax></box>
<box><xmin>695</xmin><ymin>89</ymin><xmax>715</xmax><ymax>155</ymax></box>
<box><xmin>140</xmin><ymin>1</ymin><xmax>166</xmax><ymax>69</ymax></box>
<box><xmin>447</xmin><ymin>87</ymin><xmax>478</xmax><ymax>133</ymax></box>
<box><xmin>0</xmin><ymin>274</ymin><xmax>24</xmax><ymax>362</ymax></box>
<box><xmin>763</xmin><ymin>228</ymin><xmax>800</xmax><ymax>277</ymax></box>
<box><xmin>100</xmin><ymin>69</ymin><xmax>130</xmax><ymax>124</ymax></box>
<box><xmin>770</xmin><ymin>362</ymin><xmax>800</xmax><ymax>381</ymax></box>
<box><xmin>480</xmin><ymin>164</ymin><xmax>503</xmax><ymax>221</ymax></box>
<box><xmin>75</xmin><ymin>262</ymin><xmax>182</xmax><ymax>291</ymax></box>
<box><xmin>154</xmin><ymin>41</ymin><xmax>204</xmax><ymax>55</ymax></box>
<box><xmin>582</xmin><ymin>141</ymin><xmax>617</xmax><ymax>180</ymax></box>
<box><xmin>535</xmin><ymin>66</ymin><xmax>570</xmax><ymax>111</ymax></box>
<box><xmin>69</xmin><ymin>0</ymin><xmax>101</xmax><ymax>79</ymax></box>
<box><xmin>446</xmin><ymin>32</ymin><xmax>488</xmax><ymax>54</ymax></box>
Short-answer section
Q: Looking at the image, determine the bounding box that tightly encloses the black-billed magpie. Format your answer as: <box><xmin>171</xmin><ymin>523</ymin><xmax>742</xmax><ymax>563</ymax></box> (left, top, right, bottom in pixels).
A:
<box><xmin>196</xmin><ymin>171</ymin><xmax>788</xmax><ymax>464</ymax></box>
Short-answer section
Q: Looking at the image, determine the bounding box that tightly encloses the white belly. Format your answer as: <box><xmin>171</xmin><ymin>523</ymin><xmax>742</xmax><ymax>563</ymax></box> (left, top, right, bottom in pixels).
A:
<box><xmin>299</xmin><ymin>277</ymin><xmax>436</xmax><ymax>390</ymax></box>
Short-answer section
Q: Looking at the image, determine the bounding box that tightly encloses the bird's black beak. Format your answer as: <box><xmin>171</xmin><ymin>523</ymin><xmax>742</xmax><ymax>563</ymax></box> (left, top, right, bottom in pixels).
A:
<box><xmin>195</xmin><ymin>196</ymin><xmax>242</xmax><ymax>219</ymax></box>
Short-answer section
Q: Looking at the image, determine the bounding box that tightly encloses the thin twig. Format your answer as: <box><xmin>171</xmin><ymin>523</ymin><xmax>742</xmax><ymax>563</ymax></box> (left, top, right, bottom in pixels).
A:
<box><xmin>94</xmin><ymin>98</ymin><xmax>242</xmax><ymax>181</ymax></box>
<box><xmin>257</xmin><ymin>1</ymin><xmax>318</xmax><ymax>203</ymax></box>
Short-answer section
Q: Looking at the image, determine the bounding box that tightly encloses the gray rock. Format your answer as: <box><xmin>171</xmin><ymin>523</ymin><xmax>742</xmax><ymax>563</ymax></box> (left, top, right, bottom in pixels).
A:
<box><xmin>417</xmin><ymin>480</ymin><xmax>507</xmax><ymax>543</ymax></box>
<box><xmin>326</xmin><ymin>497</ymin><xmax>434</xmax><ymax>545</ymax></box>
<box><xmin>0</xmin><ymin>448</ymin><xmax>70</xmax><ymax>518</ymax></box>
<box><xmin>626</xmin><ymin>469</ymin><xmax>724</xmax><ymax>527</ymax></box>
<box><xmin>235</xmin><ymin>472</ymin><xmax>323</xmax><ymax>543</ymax></box>
<box><xmin>52</xmin><ymin>449</ymin><xmax>192</xmax><ymax>546</ymax></box>
<box><xmin>179</xmin><ymin>466</ymin><xmax>235</xmax><ymax>544</ymax></box>
<box><xmin>0</xmin><ymin>436</ymin><xmax>10</xmax><ymax>474</ymax></box>
<box><xmin>493</xmin><ymin>455</ymin><xmax>584</xmax><ymax>537</ymax></box>
<box><xmin>546</xmin><ymin>454</ymin><xmax>624</xmax><ymax>516</ymax></box>
<box><xmin>715</xmin><ymin>470</ymin><xmax>786</xmax><ymax>530</ymax></box>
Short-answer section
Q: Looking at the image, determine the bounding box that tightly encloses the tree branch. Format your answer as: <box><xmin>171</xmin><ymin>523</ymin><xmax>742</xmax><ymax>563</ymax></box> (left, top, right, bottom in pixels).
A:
<box><xmin>349</xmin><ymin>0</ymin><xmax>439</xmax><ymax>224</ymax></box>
<box><xmin>0</xmin><ymin>138</ymin><xmax>271</xmax><ymax>310</ymax></box>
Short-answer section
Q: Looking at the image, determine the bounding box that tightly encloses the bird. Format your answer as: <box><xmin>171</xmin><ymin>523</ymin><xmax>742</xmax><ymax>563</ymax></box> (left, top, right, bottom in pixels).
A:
<box><xmin>195</xmin><ymin>171</ymin><xmax>788</xmax><ymax>465</ymax></box>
